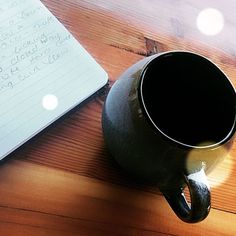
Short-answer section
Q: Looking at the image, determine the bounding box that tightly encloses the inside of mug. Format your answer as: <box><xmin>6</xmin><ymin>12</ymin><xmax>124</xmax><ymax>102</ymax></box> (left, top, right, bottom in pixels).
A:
<box><xmin>140</xmin><ymin>52</ymin><xmax>236</xmax><ymax>147</ymax></box>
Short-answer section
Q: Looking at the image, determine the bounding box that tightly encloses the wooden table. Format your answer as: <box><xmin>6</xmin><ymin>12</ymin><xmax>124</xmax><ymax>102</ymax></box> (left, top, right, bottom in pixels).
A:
<box><xmin>1</xmin><ymin>0</ymin><xmax>236</xmax><ymax>235</ymax></box>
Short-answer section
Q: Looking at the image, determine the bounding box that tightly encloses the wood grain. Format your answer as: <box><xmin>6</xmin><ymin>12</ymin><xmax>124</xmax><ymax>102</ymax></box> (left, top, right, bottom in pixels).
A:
<box><xmin>1</xmin><ymin>0</ymin><xmax>236</xmax><ymax>235</ymax></box>
<box><xmin>41</xmin><ymin>0</ymin><xmax>236</xmax><ymax>91</ymax></box>
<box><xmin>35</xmin><ymin>0</ymin><xmax>236</xmax><ymax>212</ymax></box>
<box><xmin>0</xmin><ymin>160</ymin><xmax>236</xmax><ymax>236</ymax></box>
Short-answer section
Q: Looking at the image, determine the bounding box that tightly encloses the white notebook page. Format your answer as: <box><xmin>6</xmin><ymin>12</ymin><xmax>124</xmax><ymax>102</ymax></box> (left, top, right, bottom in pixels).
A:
<box><xmin>0</xmin><ymin>0</ymin><xmax>108</xmax><ymax>160</ymax></box>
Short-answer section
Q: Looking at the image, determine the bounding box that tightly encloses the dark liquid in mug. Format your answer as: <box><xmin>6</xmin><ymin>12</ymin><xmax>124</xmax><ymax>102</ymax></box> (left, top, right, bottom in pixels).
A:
<box><xmin>141</xmin><ymin>52</ymin><xmax>236</xmax><ymax>146</ymax></box>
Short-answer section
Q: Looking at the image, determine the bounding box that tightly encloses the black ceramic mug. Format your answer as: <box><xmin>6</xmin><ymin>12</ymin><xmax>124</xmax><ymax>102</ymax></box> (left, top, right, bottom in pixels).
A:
<box><xmin>102</xmin><ymin>51</ymin><xmax>236</xmax><ymax>223</ymax></box>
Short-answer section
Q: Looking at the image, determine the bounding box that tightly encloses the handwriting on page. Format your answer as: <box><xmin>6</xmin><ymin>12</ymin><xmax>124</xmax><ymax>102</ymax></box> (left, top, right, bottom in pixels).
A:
<box><xmin>0</xmin><ymin>0</ymin><xmax>107</xmax><ymax>161</ymax></box>
<box><xmin>0</xmin><ymin>0</ymin><xmax>72</xmax><ymax>93</ymax></box>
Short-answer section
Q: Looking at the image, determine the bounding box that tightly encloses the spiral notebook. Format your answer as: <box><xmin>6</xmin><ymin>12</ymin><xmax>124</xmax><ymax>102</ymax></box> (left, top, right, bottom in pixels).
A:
<box><xmin>0</xmin><ymin>0</ymin><xmax>108</xmax><ymax>160</ymax></box>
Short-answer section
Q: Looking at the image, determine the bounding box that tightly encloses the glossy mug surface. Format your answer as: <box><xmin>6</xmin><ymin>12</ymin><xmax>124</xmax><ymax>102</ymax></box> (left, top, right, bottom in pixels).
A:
<box><xmin>102</xmin><ymin>51</ymin><xmax>236</xmax><ymax>223</ymax></box>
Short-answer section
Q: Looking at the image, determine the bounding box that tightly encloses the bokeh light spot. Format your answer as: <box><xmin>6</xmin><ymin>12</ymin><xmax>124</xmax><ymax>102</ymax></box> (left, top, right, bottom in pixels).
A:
<box><xmin>197</xmin><ymin>8</ymin><xmax>224</xmax><ymax>36</ymax></box>
<box><xmin>42</xmin><ymin>94</ymin><xmax>58</xmax><ymax>110</ymax></box>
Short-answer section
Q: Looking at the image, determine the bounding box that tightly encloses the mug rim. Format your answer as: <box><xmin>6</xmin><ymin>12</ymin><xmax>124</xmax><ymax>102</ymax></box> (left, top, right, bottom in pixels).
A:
<box><xmin>139</xmin><ymin>50</ymin><xmax>236</xmax><ymax>149</ymax></box>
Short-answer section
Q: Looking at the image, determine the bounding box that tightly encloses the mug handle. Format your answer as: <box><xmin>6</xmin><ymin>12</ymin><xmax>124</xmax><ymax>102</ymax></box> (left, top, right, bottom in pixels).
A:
<box><xmin>162</xmin><ymin>167</ymin><xmax>211</xmax><ymax>223</ymax></box>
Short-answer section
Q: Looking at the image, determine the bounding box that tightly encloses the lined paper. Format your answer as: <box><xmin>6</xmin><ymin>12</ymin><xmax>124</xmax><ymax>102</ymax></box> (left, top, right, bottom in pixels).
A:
<box><xmin>0</xmin><ymin>0</ymin><xmax>108</xmax><ymax>160</ymax></box>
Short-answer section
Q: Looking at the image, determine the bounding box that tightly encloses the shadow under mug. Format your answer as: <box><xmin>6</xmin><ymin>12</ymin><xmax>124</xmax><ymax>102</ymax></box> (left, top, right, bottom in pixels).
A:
<box><xmin>102</xmin><ymin>51</ymin><xmax>236</xmax><ymax>223</ymax></box>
